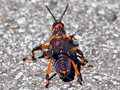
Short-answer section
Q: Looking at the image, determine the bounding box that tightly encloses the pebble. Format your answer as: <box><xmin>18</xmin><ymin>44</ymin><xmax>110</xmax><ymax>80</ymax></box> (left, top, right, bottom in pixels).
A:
<box><xmin>104</xmin><ymin>11</ymin><xmax>117</xmax><ymax>21</ymax></box>
<box><xmin>0</xmin><ymin>51</ymin><xmax>3</xmax><ymax>54</ymax></box>
<box><xmin>113</xmin><ymin>81</ymin><xmax>117</xmax><ymax>85</ymax></box>
<box><xmin>87</xmin><ymin>83</ymin><xmax>92</xmax><ymax>86</ymax></box>
<box><xmin>6</xmin><ymin>29</ymin><xmax>15</xmax><ymax>34</ymax></box>
<box><xmin>102</xmin><ymin>76</ymin><xmax>108</xmax><ymax>80</ymax></box>
<box><xmin>118</xmin><ymin>67</ymin><xmax>120</xmax><ymax>69</ymax></box>
<box><xmin>98</xmin><ymin>9</ymin><xmax>105</xmax><ymax>15</ymax></box>
<box><xmin>16</xmin><ymin>17</ymin><xmax>26</xmax><ymax>25</ymax></box>
<box><xmin>4</xmin><ymin>23</ymin><xmax>9</xmax><ymax>26</ymax></box>
<box><xmin>15</xmin><ymin>72</ymin><xmax>23</xmax><ymax>79</ymax></box>
<box><xmin>93</xmin><ymin>75</ymin><xmax>101</xmax><ymax>79</ymax></box>
<box><xmin>18</xmin><ymin>28</ymin><xmax>25</xmax><ymax>32</ymax></box>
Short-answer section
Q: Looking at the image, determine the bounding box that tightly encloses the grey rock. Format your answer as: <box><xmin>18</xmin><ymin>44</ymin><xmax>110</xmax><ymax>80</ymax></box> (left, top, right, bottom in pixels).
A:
<box><xmin>104</xmin><ymin>11</ymin><xmax>117</xmax><ymax>21</ymax></box>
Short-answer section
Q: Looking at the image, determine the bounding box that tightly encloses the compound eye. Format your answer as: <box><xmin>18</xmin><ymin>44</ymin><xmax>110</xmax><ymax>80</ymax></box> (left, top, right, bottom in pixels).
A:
<box><xmin>53</xmin><ymin>23</ymin><xmax>56</xmax><ymax>28</ymax></box>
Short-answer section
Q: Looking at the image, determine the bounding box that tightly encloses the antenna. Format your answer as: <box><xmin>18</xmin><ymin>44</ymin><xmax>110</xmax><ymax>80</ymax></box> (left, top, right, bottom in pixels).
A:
<box><xmin>46</xmin><ymin>5</ymin><xmax>57</xmax><ymax>22</ymax></box>
<box><xmin>46</xmin><ymin>4</ymin><xmax>69</xmax><ymax>22</ymax></box>
<box><xmin>59</xmin><ymin>4</ymin><xmax>69</xmax><ymax>21</ymax></box>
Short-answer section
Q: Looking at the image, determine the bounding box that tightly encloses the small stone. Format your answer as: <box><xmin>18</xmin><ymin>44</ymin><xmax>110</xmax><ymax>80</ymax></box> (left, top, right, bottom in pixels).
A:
<box><xmin>4</xmin><ymin>23</ymin><xmax>9</xmax><ymax>26</ymax></box>
<box><xmin>6</xmin><ymin>29</ymin><xmax>15</xmax><ymax>34</ymax></box>
<box><xmin>2</xmin><ymin>73</ymin><xmax>8</xmax><ymax>77</ymax></box>
<box><xmin>118</xmin><ymin>67</ymin><xmax>120</xmax><ymax>69</ymax></box>
<box><xmin>16</xmin><ymin>17</ymin><xmax>26</xmax><ymax>25</ymax></box>
<box><xmin>104</xmin><ymin>11</ymin><xmax>117</xmax><ymax>21</ymax></box>
<box><xmin>87</xmin><ymin>83</ymin><xmax>92</xmax><ymax>86</ymax></box>
<box><xmin>30</xmin><ymin>29</ymin><xmax>35</xmax><ymax>33</ymax></box>
<box><xmin>29</xmin><ymin>3</ymin><xmax>36</xmax><ymax>10</ymax></box>
<box><xmin>12</xmin><ymin>7</ymin><xmax>17</xmax><ymax>11</ymax></box>
<box><xmin>91</xmin><ymin>3</ymin><xmax>97</xmax><ymax>8</ymax></box>
<box><xmin>0</xmin><ymin>51</ymin><xmax>3</xmax><ymax>54</ymax></box>
<box><xmin>18</xmin><ymin>28</ymin><xmax>25</xmax><ymax>32</ymax></box>
<box><xmin>98</xmin><ymin>9</ymin><xmax>105</xmax><ymax>15</ymax></box>
<box><xmin>113</xmin><ymin>81</ymin><xmax>117</xmax><ymax>85</ymax></box>
<box><xmin>15</xmin><ymin>72</ymin><xmax>23</xmax><ymax>79</ymax></box>
<box><xmin>93</xmin><ymin>75</ymin><xmax>101</xmax><ymax>79</ymax></box>
<box><xmin>103</xmin><ymin>76</ymin><xmax>108</xmax><ymax>80</ymax></box>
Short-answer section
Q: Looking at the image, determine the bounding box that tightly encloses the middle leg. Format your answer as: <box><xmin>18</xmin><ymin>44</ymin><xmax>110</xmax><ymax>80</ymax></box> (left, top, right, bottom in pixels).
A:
<box><xmin>72</xmin><ymin>47</ymin><xmax>93</xmax><ymax>67</ymax></box>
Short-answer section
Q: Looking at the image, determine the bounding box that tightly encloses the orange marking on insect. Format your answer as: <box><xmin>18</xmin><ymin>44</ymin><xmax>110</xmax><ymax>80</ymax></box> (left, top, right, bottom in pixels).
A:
<box><xmin>63</xmin><ymin>28</ymin><xmax>66</xmax><ymax>33</ymax></box>
<box><xmin>46</xmin><ymin>80</ymin><xmax>49</xmax><ymax>84</ymax></box>
<box><xmin>60</xmin><ymin>70</ymin><xmax>62</xmax><ymax>73</ymax></box>
<box><xmin>71</xmin><ymin>59</ymin><xmax>80</xmax><ymax>76</ymax></box>
<box><xmin>81</xmin><ymin>57</ymin><xmax>84</xmax><ymax>64</ymax></box>
<box><xmin>55</xmin><ymin>36</ymin><xmax>61</xmax><ymax>39</ymax></box>
<box><xmin>62</xmin><ymin>71</ymin><xmax>66</xmax><ymax>75</ymax></box>
<box><xmin>68</xmin><ymin>36</ymin><xmax>73</xmax><ymax>42</ymax></box>
<box><xmin>50</xmin><ymin>35</ymin><xmax>55</xmax><ymax>41</ymax></box>
<box><xmin>66</xmin><ymin>70</ymin><xmax>69</xmax><ymax>72</ymax></box>
<box><xmin>72</xmin><ymin>47</ymin><xmax>77</xmax><ymax>51</ymax></box>
<box><xmin>50</xmin><ymin>45</ymin><xmax>52</xmax><ymax>49</ymax></box>
<box><xmin>52</xmin><ymin>24</ymin><xmax>63</xmax><ymax>35</ymax></box>
<box><xmin>62</xmin><ymin>34</ymin><xmax>67</xmax><ymax>38</ymax></box>
<box><xmin>32</xmin><ymin>53</ymin><xmax>34</xmax><ymax>57</ymax></box>
<box><xmin>78</xmin><ymin>79</ymin><xmax>81</xmax><ymax>83</ymax></box>
<box><xmin>56</xmin><ymin>24</ymin><xmax>63</xmax><ymax>28</ymax></box>
<box><xmin>26</xmin><ymin>58</ymin><xmax>33</xmax><ymax>60</ymax></box>
<box><xmin>55</xmin><ymin>40</ymin><xmax>60</xmax><ymax>45</ymax></box>
<box><xmin>41</xmin><ymin>46</ymin><xmax>46</xmax><ymax>48</ymax></box>
<box><xmin>44</xmin><ymin>42</ymin><xmax>50</xmax><ymax>46</ymax></box>
<box><xmin>41</xmin><ymin>50</ymin><xmax>46</xmax><ymax>54</ymax></box>
<box><xmin>46</xmin><ymin>58</ymin><xmax>52</xmax><ymax>75</ymax></box>
<box><xmin>45</xmin><ymin>56</ymin><xmax>49</xmax><ymax>59</ymax></box>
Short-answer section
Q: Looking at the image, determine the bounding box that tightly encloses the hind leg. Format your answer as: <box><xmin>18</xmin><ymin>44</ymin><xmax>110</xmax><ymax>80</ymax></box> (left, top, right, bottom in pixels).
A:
<box><xmin>71</xmin><ymin>59</ymin><xmax>82</xmax><ymax>85</ymax></box>
<box><xmin>45</xmin><ymin>58</ymin><xmax>52</xmax><ymax>88</ymax></box>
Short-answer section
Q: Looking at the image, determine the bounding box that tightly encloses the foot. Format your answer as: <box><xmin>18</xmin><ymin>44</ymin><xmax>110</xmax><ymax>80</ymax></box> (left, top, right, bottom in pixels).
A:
<box><xmin>82</xmin><ymin>63</ymin><xmax>93</xmax><ymax>68</ymax></box>
<box><xmin>22</xmin><ymin>57</ymin><xmax>36</xmax><ymax>61</ymax></box>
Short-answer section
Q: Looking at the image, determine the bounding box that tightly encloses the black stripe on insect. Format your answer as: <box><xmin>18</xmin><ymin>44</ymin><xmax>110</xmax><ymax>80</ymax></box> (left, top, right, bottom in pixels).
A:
<box><xmin>23</xmin><ymin>4</ymin><xmax>93</xmax><ymax>88</ymax></box>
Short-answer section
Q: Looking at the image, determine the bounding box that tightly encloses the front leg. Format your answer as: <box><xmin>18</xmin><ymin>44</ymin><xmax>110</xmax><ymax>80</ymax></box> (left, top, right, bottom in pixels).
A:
<box><xmin>23</xmin><ymin>42</ymin><xmax>50</xmax><ymax>61</ymax></box>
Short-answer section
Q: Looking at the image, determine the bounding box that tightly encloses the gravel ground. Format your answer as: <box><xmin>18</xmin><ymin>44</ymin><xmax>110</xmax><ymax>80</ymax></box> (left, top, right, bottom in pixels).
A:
<box><xmin>0</xmin><ymin>0</ymin><xmax>120</xmax><ymax>90</ymax></box>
